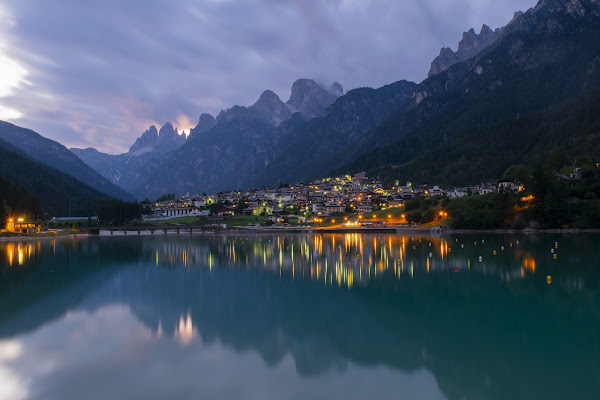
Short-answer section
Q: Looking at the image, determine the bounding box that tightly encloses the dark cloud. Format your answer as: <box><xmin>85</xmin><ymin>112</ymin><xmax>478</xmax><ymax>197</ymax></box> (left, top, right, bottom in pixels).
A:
<box><xmin>0</xmin><ymin>0</ymin><xmax>538</xmax><ymax>153</ymax></box>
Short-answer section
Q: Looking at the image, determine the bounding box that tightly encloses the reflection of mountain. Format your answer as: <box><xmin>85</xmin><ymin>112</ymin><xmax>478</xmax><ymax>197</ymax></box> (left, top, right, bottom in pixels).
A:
<box><xmin>0</xmin><ymin>239</ymin><xmax>135</xmax><ymax>338</ymax></box>
<box><xmin>117</xmin><ymin>261</ymin><xmax>600</xmax><ymax>400</ymax></box>
<box><xmin>1</xmin><ymin>235</ymin><xmax>599</xmax><ymax>400</ymax></box>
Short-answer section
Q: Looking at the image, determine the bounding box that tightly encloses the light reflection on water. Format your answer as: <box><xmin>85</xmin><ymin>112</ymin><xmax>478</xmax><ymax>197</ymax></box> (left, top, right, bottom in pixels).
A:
<box><xmin>132</xmin><ymin>234</ymin><xmax>544</xmax><ymax>287</ymax></box>
<box><xmin>0</xmin><ymin>233</ymin><xmax>599</xmax><ymax>400</ymax></box>
<box><xmin>3</xmin><ymin>241</ymin><xmax>41</xmax><ymax>267</ymax></box>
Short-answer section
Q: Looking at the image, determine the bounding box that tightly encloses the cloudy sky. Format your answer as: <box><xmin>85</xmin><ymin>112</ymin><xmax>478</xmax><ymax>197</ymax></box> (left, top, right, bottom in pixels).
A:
<box><xmin>0</xmin><ymin>0</ymin><xmax>537</xmax><ymax>154</ymax></box>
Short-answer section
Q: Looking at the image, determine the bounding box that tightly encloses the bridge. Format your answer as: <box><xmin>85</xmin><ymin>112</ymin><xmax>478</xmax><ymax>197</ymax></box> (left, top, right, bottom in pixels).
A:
<box><xmin>88</xmin><ymin>225</ymin><xmax>227</xmax><ymax>236</ymax></box>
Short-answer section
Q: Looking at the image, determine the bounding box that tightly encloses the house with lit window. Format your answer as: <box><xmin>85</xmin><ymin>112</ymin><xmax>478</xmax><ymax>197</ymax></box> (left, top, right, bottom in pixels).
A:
<box><xmin>5</xmin><ymin>218</ymin><xmax>39</xmax><ymax>234</ymax></box>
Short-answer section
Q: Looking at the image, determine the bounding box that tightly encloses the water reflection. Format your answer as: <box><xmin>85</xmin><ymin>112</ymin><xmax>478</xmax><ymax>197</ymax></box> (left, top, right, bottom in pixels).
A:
<box><xmin>3</xmin><ymin>241</ymin><xmax>40</xmax><ymax>266</ymax></box>
<box><xmin>0</xmin><ymin>234</ymin><xmax>599</xmax><ymax>400</ymax></box>
<box><xmin>175</xmin><ymin>313</ymin><xmax>197</xmax><ymax>346</ymax></box>
<box><xmin>110</xmin><ymin>233</ymin><xmax>597</xmax><ymax>293</ymax></box>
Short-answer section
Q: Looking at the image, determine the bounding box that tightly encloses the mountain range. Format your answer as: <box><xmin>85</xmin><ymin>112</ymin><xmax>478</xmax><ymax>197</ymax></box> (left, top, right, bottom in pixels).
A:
<box><xmin>71</xmin><ymin>79</ymin><xmax>347</xmax><ymax>198</ymax></box>
<box><xmin>66</xmin><ymin>0</ymin><xmax>600</xmax><ymax>200</ymax></box>
<box><xmin>2</xmin><ymin>0</ymin><xmax>600</xmax><ymax>207</ymax></box>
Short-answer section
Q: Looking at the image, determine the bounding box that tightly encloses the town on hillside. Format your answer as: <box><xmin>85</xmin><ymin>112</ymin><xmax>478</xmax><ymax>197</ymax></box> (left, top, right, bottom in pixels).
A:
<box><xmin>146</xmin><ymin>172</ymin><xmax>524</xmax><ymax>227</ymax></box>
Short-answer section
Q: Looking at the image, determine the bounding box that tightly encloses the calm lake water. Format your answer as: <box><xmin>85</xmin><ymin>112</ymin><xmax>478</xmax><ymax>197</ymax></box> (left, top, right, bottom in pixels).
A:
<box><xmin>0</xmin><ymin>233</ymin><xmax>599</xmax><ymax>400</ymax></box>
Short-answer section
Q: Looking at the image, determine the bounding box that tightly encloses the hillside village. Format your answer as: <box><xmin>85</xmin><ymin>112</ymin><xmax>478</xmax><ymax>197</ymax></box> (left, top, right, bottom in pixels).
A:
<box><xmin>148</xmin><ymin>173</ymin><xmax>523</xmax><ymax>225</ymax></box>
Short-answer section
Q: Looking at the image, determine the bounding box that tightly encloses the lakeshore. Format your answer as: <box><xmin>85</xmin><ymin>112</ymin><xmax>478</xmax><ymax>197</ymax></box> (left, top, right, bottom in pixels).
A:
<box><xmin>3</xmin><ymin>226</ymin><xmax>600</xmax><ymax>243</ymax></box>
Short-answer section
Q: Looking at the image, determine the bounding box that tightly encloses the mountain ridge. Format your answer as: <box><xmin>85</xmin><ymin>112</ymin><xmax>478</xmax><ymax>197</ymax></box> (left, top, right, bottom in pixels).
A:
<box><xmin>337</xmin><ymin>0</ymin><xmax>600</xmax><ymax>183</ymax></box>
<box><xmin>72</xmin><ymin>78</ymin><xmax>345</xmax><ymax>198</ymax></box>
<box><xmin>0</xmin><ymin>120</ymin><xmax>133</xmax><ymax>201</ymax></box>
<box><xmin>0</xmin><ymin>138</ymin><xmax>113</xmax><ymax>216</ymax></box>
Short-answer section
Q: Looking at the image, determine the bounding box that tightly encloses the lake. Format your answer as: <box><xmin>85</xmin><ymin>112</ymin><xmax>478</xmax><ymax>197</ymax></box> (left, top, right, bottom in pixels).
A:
<box><xmin>0</xmin><ymin>233</ymin><xmax>599</xmax><ymax>399</ymax></box>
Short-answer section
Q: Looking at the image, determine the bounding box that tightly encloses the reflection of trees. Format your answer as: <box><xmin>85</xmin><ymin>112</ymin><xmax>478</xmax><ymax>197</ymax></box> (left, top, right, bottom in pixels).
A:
<box><xmin>1</xmin><ymin>234</ymin><xmax>600</xmax><ymax>400</ymax></box>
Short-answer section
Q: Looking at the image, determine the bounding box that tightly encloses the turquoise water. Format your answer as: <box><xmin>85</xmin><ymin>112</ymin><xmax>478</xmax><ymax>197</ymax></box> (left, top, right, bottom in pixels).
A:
<box><xmin>0</xmin><ymin>233</ymin><xmax>598</xmax><ymax>399</ymax></box>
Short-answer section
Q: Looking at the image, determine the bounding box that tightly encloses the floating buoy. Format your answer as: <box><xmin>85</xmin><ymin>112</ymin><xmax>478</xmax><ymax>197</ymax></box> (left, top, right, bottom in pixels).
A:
<box><xmin>474</xmin><ymin>242</ymin><xmax>477</xmax><ymax>245</ymax></box>
<box><xmin>429</xmin><ymin>252</ymin><xmax>432</xmax><ymax>258</ymax></box>
<box><xmin>461</xmin><ymin>244</ymin><xmax>464</xmax><ymax>248</ymax></box>
<box><xmin>510</xmin><ymin>243</ymin><xmax>513</xmax><ymax>247</ymax></box>
<box><xmin>547</xmin><ymin>275</ymin><xmax>552</xmax><ymax>284</ymax></box>
<box><xmin>454</xmin><ymin>266</ymin><xmax>459</xmax><ymax>272</ymax></box>
<box><xmin>516</xmin><ymin>240</ymin><xmax>519</xmax><ymax>245</ymax></box>
<box><xmin>493</xmin><ymin>250</ymin><xmax>497</xmax><ymax>255</ymax></box>
<box><xmin>553</xmin><ymin>254</ymin><xmax>557</xmax><ymax>260</ymax></box>
<box><xmin>482</xmin><ymin>240</ymin><xmax>485</xmax><ymax>244</ymax></box>
<box><xmin>551</xmin><ymin>248</ymin><xmax>554</xmax><ymax>254</ymax></box>
<box><xmin>429</xmin><ymin>243</ymin><xmax>431</xmax><ymax>247</ymax></box>
<box><xmin>479</xmin><ymin>256</ymin><xmax>483</xmax><ymax>262</ymax></box>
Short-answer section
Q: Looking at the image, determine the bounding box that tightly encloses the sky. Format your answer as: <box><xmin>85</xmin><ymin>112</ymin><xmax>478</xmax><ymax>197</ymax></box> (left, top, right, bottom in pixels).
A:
<box><xmin>0</xmin><ymin>0</ymin><xmax>538</xmax><ymax>154</ymax></box>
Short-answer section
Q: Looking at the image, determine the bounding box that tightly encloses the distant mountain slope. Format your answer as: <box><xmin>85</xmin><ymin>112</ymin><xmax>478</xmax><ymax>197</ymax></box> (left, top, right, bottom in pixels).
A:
<box><xmin>0</xmin><ymin>121</ymin><xmax>133</xmax><ymax>201</ymax></box>
<box><xmin>69</xmin><ymin>147</ymin><xmax>123</xmax><ymax>184</ymax></box>
<box><xmin>255</xmin><ymin>80</ymin><xmax>417</xmax><ymax>186</ymax></box>
<box><xmin>127</xmin><ymin>79</ymin><xmax>413</xmax><ymax>198</ymax></box>
<box><xmin>0</xmin><ymin>176</ymin><xmax>43</xmax><ymax>219</ymax></box>
<box><xmin>336</xmin><ymin>0</ymin><xmax>600</xmax><ymax>181</ymax></box>
<box><xmin>286</xmin><ymin>79</ymin><xmax>343</xmax><ymax>120</ymax></box>
<box><xmin>428</xmin><ymin>24</ymin><xmax>502</xmax><ymax>77</ymax></box>
<box><xmin>0</xmin><ymin>139</ymin><xmax>113</xmax><ymax>216</ymax></box>
<box><xmin>132</xmin><ymin>106</ymin><xmax>279</xmax><ymax>198</ymax></box>
<box><xmin>74</xmin><ymin>78</ymin><xmax>345</xmax><ymax>199</ymax></box>
<box><xmin>71</xmin><ymin>122</ymin><xmax>189</xmax><ymax>192</ymax></box>
<box><xmin>373</xmin><ymin>88</ymin><xmax>600</xmax><ymax>186</ymax></box>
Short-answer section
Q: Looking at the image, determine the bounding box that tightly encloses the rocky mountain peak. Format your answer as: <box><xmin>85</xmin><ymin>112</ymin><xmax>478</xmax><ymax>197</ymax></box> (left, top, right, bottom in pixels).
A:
<box><xmin>128</xmin><ymin>122</ymin><xmax>186</xmax><ymax>155</ymax></box>
<box><xmin>158</xmin><ymin>122</ymin><xmax>186</xmax><ymax>148</ymax></box>
<box><xmin>188</xmin><ymin>113</ymin><xmax>217</xmax><ymax>139</ymax></box>
<box><xmin>330</xmin><ymin>82</ymin><xmax>344</xmax><ymax>97</ymax></box>
<box><xmin>250</xmin><ymin>90</ymin><xmax>293</xmax><ymax>126</ymax></box>
<box><xmin>286</xmin><ymin>79</ymin><xmax>343</xmax><ymax>120</ymax></box>
<box><xmin>198</xmin><ymin>113</ymin><xmax>216</xmax><ymax>128</ymax></box>
<box><xmin>428</xmin><ymin>24</ymin><xmax>502</xmax><ymax>77</ymax></box>
<box><xmin>158</xmin><ymin>122</ymin><xmax>175</xmax><ymax>138</ymax></box>
<box><xmin>128</xmin><ymin>125</ymin><xmax>159</xmax><ymax>153</ymax></box>
<box><xmin>196</xmin><ymin>113</ymin><xmax>217</xmax><ymax>133</ymax></box>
